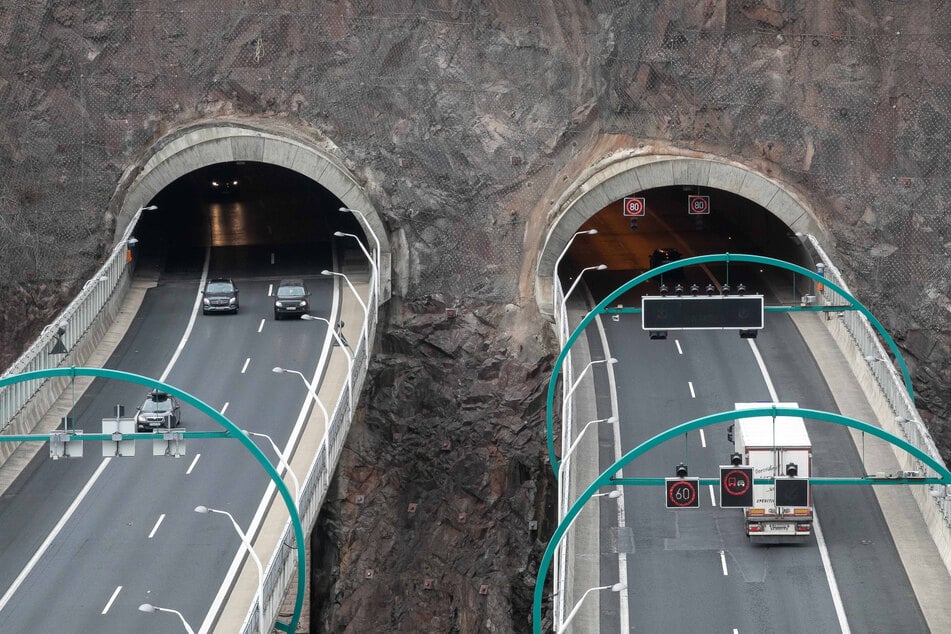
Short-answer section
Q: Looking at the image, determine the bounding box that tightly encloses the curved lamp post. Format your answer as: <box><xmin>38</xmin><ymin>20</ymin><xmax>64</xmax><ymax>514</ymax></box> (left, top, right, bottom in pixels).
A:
<box><xmin>321</xmin><ymin>269</ymin><xmax>370</xmax><ymax>364</ymax></box>
<box><xmin>558</xmin><ymin>415</ymin><xmax>618</xmax><ymax>482</ymax></box>
<box><xmin>339</xmin><ymin>206</ymin><xmax>382</xmax><ymax>298</ymax></box>
<box><xmin>557</xmin><ymin>583</ymin><xmax>626</xmax><ymax>634</ymax></box>
<box><xmin>562</xmin><ymin>264</ymin><xmax>607</xmax><ymax>307</ymax></box>
<box><xmin>195</xmin><ymin>505</ymin><xmax>265</xmax><ymax>634</ymax></box>
<box><xmin>245</xmin><ymin>430</ymin><xmax>300</xmax><ymax>504</ymax></box>
<box><xmin>272</xmin><ymin>367</ymin><xmax>329</xmax><ymax>430</ymax></box>
<box><xmin>334</xmin><ymin>231</ymin><xmax>379</xmax><ymax>307</ymax></box>
<box><xmin>301</xmin><ymin>314</ymin><xmax>354</xmax><ymax>413</ymax></box>
<box><xmin>562</xmin><ymin>358</ymin><xmax>617</xmax><ymax>419</ymax></box>
<box><xmin>551</xmin><ymin>229</ymin><xmax>598</xmax><ymax>313</ymax></box>
<box><xmin>138</xmin><ymin>603</ymin><xmax>194</xmax><ymax>634</ymax></box>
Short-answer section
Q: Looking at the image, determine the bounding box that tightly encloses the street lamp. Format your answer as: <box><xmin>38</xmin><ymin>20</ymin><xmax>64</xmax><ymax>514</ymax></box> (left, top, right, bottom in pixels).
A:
<box><xmin>558</xmin><ymin>583</ymin><xmax>626</xmax><ymax>634</ymax></box>
<box><xmin>301</xmin><ymin>314</ymin><xmax>354</xmax><ymax>412</ymax></box>
<box><xmin>334</xmin><ymin>231</ymin><xmax>379</xmax><ymax>307</ymax></box>
<box><xmin>195</xmin><ymin>505</ymin><xmax>265</xmax><ymax>634</ymax></box>
<box><xmin>563</xmin><ymin>264</ymin><xmax>607</xmax><ymax>307</ymax></box>
<box><xmin>558</xmin><ymin>416</ymin><xmax>618</xmax><ymax>479</ymax></box>
<box><xmin>562</xmin><ymin>358</ymin><xmax>617</xmax><ymax>415</ymax></box>
<box><xmin>339</xmin><ymin>206</ymin><xmax>382</xmax><ymax>298</ymax></box>
<box><xmin>551</xmin><ymin>229</ymin><xmax>598</xmax><ymax>310</ymax></box>
<box><xmin>244</xmin><ymin>429</ymin><xmax>300</xmax><ymax>503</ymax></box>
<box><xmin>271</xmin><ymin>367</ymin><xmax>329</xmax><ymax>429</ymax></box>
<box><xmin>321</xmin><ymin>269</ymin><xmax>370</xmax><ymax>361</ymax></box>
<box><xmin>138</xmin><ymin>603</ymin><xmax>195</xmax><ymax>634</ymax></box>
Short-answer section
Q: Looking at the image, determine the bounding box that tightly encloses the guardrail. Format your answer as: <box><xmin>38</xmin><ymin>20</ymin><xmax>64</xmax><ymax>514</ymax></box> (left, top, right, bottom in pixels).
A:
<box><xmin>241</xmin><ymin>270</ymin><xmax>378</xmax><ymax>633</ymax></box>
<box><xmin>801</xmin><ymin>235</ymin><xmax>951</xmax><ymax>560</ymax></box>
<box><xmin>0</xmin><ymin>207</ymin><xmax>148</xmax><ymax>446</ymax></box>
<box><xmin>552</xmin><ymin>280</ymin><xmax>575</xmax><ymax>633</ymax></box>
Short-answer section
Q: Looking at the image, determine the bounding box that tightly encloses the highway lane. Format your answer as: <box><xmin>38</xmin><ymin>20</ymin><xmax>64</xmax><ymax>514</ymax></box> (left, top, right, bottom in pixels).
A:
<box><xmin>591</xmin><ymin>310</ymin><xmax>927</xmax><ymax>632</ymax></box>
<box><xmin>0</xmin><ymin>244</ymin><xmax>336</xmax><ymax>632</ymax></box>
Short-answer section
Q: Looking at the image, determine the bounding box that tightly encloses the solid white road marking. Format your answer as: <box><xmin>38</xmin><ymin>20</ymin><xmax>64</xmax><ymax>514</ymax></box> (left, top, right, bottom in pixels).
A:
<box><xmin>220</xmin><ymin>402</ymin><xmax>229</xmax><ymax>415</ymax></box>
<box><xmin>688</xmin><ymin>381</ymin><xmax>696</xmax><ymax>398</ymax></box>
<box><xmin>258</xmin><ymin>318</ymin><xmax>265</xmax><ymax>333</ymax></box>
<box><xmin>241</xmin><ymin>358</ymin><xmax>251</xmax><ymax>374</ymax></box>
<box><xmin>720</xmin><ymin>550</ymin><xmax>728</xmax><ymax>576</ymax></box>
<box><xmin>186</xmin><ymin>453</ymin><xmax>201</xmax><ymax>475</ymax></box>
<box><xmin>0</xmin><ymin>458</ymin><xmax>112</xmax><ymax>612</ymax></box>
<box><xmin>148</xmin><ymin>514</ymin><xmax>165</xmax><ymax>539</ymax></box>
<box><xmin>102</xmin><ymin>586</ymin><xmax>122</xmax><ymax>614</ymax></box>
<box><xmin>268</xmin><ymin>283</ymin><xmax>273</xmax><ymax>296</ymax></box>
<box><xmin>675</xmin><ymin>339</ymin><xmax>683</xmax><ymax>355</ymax></box>
<box><xmin>709</xmin><ymin>484</ymin><xmax>717</xmax><ymax>507</ymax></box>
<box><xmin>747</xmin><ymin>338</ymin><xmax>851</xmax><ymax>633</ymax></box>
<box><xmin>699</xmin><ymin>428</ymin><xmax>706</xmax><ymax>447</ymax></box>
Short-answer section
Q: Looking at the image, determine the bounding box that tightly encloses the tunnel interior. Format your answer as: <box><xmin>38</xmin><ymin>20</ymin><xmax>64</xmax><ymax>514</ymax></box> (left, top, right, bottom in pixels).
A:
<box><xmin>134</xmin><ymin>161</ymin><xmax>367</xmax><ymax>279</ymax></box>
<box><xmin>559</xmin><ymin>185</ymin><xmax>814</xmax><ymax>307</ymax></box>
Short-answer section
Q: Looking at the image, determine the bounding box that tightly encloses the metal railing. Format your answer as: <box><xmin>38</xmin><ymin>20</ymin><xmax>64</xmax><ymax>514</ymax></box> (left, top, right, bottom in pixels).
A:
<box><xmin>0</xmin><ymin>207</ymin><xmax>147</xmax><ymax>436</ymax></box>
<box><xmin>802</xmin><ymin>235</ymin><xmax>951</xmax><ymax>515</ymax></box>
<box><xmin>552</xmin><ymin>279</ymin><xmax>574</xmax><ymax>632</ymax></box>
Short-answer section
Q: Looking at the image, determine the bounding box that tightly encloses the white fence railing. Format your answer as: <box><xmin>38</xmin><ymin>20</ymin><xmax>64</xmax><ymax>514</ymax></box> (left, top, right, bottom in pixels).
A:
<box><xmin>0</xmin><ymin>206</ymin><xmax>148</xmax><ymax>443</ymax></box>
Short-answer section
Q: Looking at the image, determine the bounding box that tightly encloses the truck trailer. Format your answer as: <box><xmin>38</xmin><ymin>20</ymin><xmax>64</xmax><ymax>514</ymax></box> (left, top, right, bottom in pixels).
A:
<box><xmin>732</xmin><ymin>402</ymin><xmax>813</xmax><ymax>543</ymax></box>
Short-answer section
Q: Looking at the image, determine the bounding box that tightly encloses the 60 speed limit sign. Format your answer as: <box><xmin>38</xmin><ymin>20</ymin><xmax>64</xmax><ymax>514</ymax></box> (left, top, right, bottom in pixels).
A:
<box><xmin>623</xmin><ymin>196</ymin><xmax>646</xmax><ymax>217</ymax></box>
<box><xmin>687</xmin><ymin>195</ymin><xmax>710</xmax><ymax>215</ymax></box>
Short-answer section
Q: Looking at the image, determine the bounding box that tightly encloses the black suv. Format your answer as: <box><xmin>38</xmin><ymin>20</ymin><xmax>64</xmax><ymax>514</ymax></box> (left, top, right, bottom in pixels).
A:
<box><xmin>274</xmin><ymin>279</ymin><xmax>310</xmax><ymax>319</ymax></box>
<box><xmin>135</xmin><ymin>390</ymin><xmax>182</xmax><ymax>432</ymax></box>
<box><xmin>202</xmin><ymin>278</ymin><xmax>239</xmax><ymax>314</ymax></box>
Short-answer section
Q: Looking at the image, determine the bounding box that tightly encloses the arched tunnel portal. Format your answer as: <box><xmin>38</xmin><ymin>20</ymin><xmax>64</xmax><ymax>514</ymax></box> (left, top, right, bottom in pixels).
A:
<box><xmin>535</xmin><ymin>152</ymin><xmax>831</xmax><ymax>319</ymax></box>
<box><xmin>111</xmin><ymin>122</ymin><xmax>394</xmax><ymax>301</ymax></box>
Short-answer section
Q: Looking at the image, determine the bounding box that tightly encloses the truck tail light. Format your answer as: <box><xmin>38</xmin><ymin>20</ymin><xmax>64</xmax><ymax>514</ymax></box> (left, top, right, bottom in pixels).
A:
<box><xmin>748</xmin><ymin>524</ymin><xmax>762</xmax><ymax>532</ymax></box>
<box><xmin>796</xmin><ymin>523</ymin><xmax>812</xmax><ymax>532</ymax></box>
<box><xmin>793</xmin><ymin>508</ymin><xmax>811</xmax><ymax>516</ymax></box>
<box><xmin>748</xmin><ymin>508</ymin><xmax>765</xmax><ymax>516</ymax></box>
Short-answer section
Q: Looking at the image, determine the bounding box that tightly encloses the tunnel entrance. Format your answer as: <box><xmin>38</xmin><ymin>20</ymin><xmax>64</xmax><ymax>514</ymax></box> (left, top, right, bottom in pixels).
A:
<box><xmin>134</xmin><ymin>161</ymin><xmax>361</xmax><ymax>280</ymax></box>
<box><xmin>536</xmin><ymin>153</ymin><xmax>827</xmax><ymax>317</ymax></box>
<box><xmin>113</xmin><ymin>122</ymin><xmax>393</xmax><ymax>300</ymax></box>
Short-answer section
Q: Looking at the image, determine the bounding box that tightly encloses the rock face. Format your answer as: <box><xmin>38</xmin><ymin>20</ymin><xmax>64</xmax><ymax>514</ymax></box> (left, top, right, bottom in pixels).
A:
<box><xmin>311</xmin><ymin>296</ymin><xmax>556</xmax><ymax>632</ymax></box>
<box><xmin>0</xmin><ymin>2</ymin><xmax>949</xmax><ymax>632</ymax></box>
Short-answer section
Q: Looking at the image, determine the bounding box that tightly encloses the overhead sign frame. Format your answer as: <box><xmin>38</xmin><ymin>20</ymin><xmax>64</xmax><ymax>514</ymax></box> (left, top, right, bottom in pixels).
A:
<box><xmin>641</xmin><ymin>295</ymin><xmax>765</xmax><ymax>330</ymax></box>
<box><xmin>688</xmin><ymin>195</ymin><xmax>710</xmax><ymax>215</ymax></box>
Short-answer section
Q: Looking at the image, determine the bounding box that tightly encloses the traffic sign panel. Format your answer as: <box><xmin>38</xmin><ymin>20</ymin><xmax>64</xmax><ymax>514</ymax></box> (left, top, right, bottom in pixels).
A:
<box><xmin>687</xmin><ymin>195</ymin><xmax>710</xmax><ymax>215</ymax></box>
<box><xmin>641</xmin><ymin>295</ymin><xmax>764</xmax><ymax>330</ymax></box>
<box><xmin>775</xmin><ymin>477</ymin><xmax>809</xmax><ymax>507</ymax></box>
<box><xmin>623</xmin><ymin>196</ymin><xmax>646</xmax><ymax>217</ymax></box>
<box><xmin>665</xmin><ymin>477</ymin><xmax>700</xmax><ymax>508</ymax></box>
<box><xmin>719</xmin><ymin>466</ymin><xmax>753</xmax><ymax>507</ymax></box>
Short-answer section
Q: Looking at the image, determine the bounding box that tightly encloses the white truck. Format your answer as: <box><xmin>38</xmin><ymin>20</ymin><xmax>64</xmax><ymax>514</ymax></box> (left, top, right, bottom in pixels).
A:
<box><xmin>732</xmin><ymin>402</ymin><xmax>813</xmax><ymax>542</ymax></box>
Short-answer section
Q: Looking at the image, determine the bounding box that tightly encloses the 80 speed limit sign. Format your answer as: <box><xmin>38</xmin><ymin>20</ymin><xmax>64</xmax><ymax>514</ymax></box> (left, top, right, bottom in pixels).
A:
<box><xmin>687</xmin><ymin>195</ymin><xmax>710</xmax><ymax>215</ymax></box>
<box><xmin>623</xmin><ymin>196</ymin><xmax>646</xmax><ymax>217</ymax></box>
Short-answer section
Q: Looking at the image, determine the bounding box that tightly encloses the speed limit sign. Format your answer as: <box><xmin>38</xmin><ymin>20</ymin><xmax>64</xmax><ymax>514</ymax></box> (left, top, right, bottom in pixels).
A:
<box><xmin>623</xmin><ymin>197</ymin><xmax>646</xmax><ymax>217</ymax></box>
<box><xmin>687</xmin><ymin>195</ymin><xmax>710</xmax><ymax>215</ymax></box>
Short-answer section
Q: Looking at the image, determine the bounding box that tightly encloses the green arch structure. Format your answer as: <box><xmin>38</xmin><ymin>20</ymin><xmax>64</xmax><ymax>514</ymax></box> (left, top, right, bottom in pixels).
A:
<box><xmin>533</xmin><ymin>405</ymin><xmax>951</xmax><ymax>632</ymax></box>
<box><xmin>547</xmin><ymin>253</ymin><xmax>915</xmax><ymax>475</ymax></box>
<box><xmin>0</xmin><ymin>367</ymin><xmax>305</xmax><ymax>634</ymax></box>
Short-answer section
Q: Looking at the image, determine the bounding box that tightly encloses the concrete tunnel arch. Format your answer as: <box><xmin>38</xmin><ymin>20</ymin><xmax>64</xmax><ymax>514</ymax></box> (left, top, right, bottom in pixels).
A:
<box><xmin>535</xmin><ymin>151</ymin><xmax>829</xmax><ymax>319</ymax></box>
<box><xmin>112</xmin><ymin>121</ymin><xmax>394</xmax><ymax>300</ymax></box>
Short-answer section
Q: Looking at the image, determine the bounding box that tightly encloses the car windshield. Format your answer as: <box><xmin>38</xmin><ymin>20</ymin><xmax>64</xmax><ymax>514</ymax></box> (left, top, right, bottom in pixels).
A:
<box><xmin>141</xmin><ymin>400</ymin><xmax>172</xmax><ymax>414</ymax></box>
<box><xmin>279</xmin><ymin>286</ymin><xmax>305</xmax><ymax>297</ymax></box>
<box><xmin>206</xmin><ymin>282</ymin><xmax>234</xmax><ymax>293</ymax></box>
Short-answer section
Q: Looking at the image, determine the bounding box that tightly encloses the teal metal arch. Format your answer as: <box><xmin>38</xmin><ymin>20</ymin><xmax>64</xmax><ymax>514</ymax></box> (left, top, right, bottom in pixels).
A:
<box><xmin>547</xmin><ymin>253</ymin><xmax>914</xmax><ymax>474</ymax></box>
<box><xmin>0</xmin><ymin>367</ymin><xmax>306</xmax><ymax>633</ymax></box>
<box><xmin>533</xmin><ymin>405</ymin><xmax>951</xmax><ymax>631</ymax></box>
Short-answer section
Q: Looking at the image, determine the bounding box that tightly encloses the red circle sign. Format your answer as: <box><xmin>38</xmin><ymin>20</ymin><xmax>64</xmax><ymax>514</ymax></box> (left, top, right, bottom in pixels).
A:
<box><xmin>722</xmin><ymin>469</ymin><xmax>751</xmax><ymax>497</ymax></box>
<box><xmin>688</xmin><ymin>195</ymin><xmax>709</xmax><ymax>215</ymax></box>
<box><xmin>668</xmin><ymin>480</ymin><xmax>697</xmax><ymax>507</ymax></box>
<box><xmin>623</xmin><ymin>197</ymin><xmax>645</xmax><ymax>217</ymax></box>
